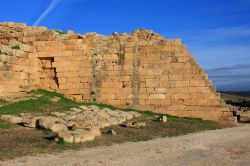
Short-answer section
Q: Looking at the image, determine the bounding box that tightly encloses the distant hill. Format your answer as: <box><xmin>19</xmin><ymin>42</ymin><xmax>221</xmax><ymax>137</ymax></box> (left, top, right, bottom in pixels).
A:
<box><xmin>220</xmin><ymin>91</ymin><xmax>250</xmax><ymax>107</ymax></box>
<box><xmin>220</xmin><ymin>91</ymin><xmax>250</xmax><ymax>99</ymax></box>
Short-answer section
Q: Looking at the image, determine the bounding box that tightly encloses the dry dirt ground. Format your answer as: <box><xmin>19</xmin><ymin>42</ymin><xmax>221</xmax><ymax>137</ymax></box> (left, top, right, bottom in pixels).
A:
<box><xmin>1</xmin><ymin>124</ymin><xmax>250</xmax><ymax>166</ymax></box>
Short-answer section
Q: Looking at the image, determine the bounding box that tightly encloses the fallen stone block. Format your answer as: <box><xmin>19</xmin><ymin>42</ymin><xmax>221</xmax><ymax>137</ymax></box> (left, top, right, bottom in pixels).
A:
<box><xmin>0</xmin><ymin>115</ymin><xmax>23</xmax><ymax>124</ymax></box>
<box><xmin>58</xmin><ymin>131</ymin><xmax>74</xmax><ymax>143</ymax></box>
<box><xmin>125</xmin><ymin>122</ymin><xmax>146</xmax><ymax>128</ymax></box>
<box><xmin>106</xmin><ymin>129</ymin><xmax>117</xmax><ymax>136</ymax></box>
<box><xmin>159</xmin><ymin>115</ymin><xmax>168</xmax><ymax>123</ymax></box>
<box><xmin>38</xmin><ymin>116</ymin><xmax>65</xmax><ymax>129</ymax></box>
<box><xmin>50</xmin><ymin>123</ymin><xmax>68</xmax><ymax>132</ymax></box>
<box><xmin>71</xmin><ymin>129</ymin><xmax>96</xmax><ymax>143</ymax></box>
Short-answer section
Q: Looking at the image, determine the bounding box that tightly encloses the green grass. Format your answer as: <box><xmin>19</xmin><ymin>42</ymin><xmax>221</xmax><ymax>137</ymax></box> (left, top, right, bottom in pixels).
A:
<box><xmin>0</xmin><ymin>98</ymin><xmax>7</xmax><ymax>104</ymax></box>
<box><xmin>0</xmin><ymin>121</ymin><xmax>11</xmax><ymax>129</ymax></box>
<box><xmin>0</xmin><ymin>89</ymin><xmax>81</xmax><ymax>115</ymax></box>
<box><xmin>11</xmin><ymin>45</ymin><xmax>20</xmax><ymax>50</ymax></box>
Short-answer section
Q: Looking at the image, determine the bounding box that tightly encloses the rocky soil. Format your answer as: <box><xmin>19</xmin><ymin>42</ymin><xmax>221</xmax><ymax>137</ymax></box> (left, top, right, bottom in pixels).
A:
<box><xmin>0</xmin><ymin>105</ymin><xmax>141</xmax><ymax>143</ymax></box>
<box><xmin>0</xmin><ymin>124</ymin><xmax>249</xmax><ymax>166</ymax></box>
<box><xmin>228</xmin><ymin>105</ymin><xmax>250</xmax><ymax>122</ymax></box>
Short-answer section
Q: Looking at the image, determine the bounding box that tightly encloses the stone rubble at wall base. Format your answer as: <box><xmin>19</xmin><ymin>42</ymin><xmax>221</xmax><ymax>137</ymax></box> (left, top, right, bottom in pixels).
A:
<box><xmin>0</xmin><ymin>105</ymin><xmax>141</xmax><ymax>143</ymax></box>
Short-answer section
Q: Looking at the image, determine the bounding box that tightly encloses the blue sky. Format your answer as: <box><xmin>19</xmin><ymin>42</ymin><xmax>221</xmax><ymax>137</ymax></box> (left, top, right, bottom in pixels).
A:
<box><xmin>1</xmin><ymin>0</ymin><xmax>250</xmax><ymax>91</ymax></box>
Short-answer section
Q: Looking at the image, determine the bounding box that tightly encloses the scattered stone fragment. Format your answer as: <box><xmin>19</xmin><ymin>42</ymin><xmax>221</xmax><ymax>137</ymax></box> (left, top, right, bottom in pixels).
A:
<box><xmin>74</xmin><ymin>163</ymin><xmax>82</xmax><ymax>166</ymax></box>
<box><xmin>78</xmin><ymin>105</ymin><xmax>91</xmax><ymax>111</ymax></box>
<box><xmin>54</xmin><ymin>137</ymin><xmax>60</xmax><ymax>143</ymax></box>
<box><xmin>50</xmin><ymin>123</ymin><xmax>68</xmax><ymax>132</ymax></box>
<box><xmin>38</xmin><ymin>116</ymin><xmax>65</xmax><ymax>129</ymax></box>
<box><xmin>50</xmin><ymin>96</ymin><xmax>61</xmax><ymax>102</ymax></box>
<box><xmin>1</xmin><ymin>105</ymin><xmax>141</xmax><ymax>143</ymax></box>
<box><xmin>57</xmin><ymin>131</ymin><xmax>74</xmax><ymax>143</ymax></box>
<box><xmin>72</xmin><ymin>129</ymin><xmax>96</xmax><ymax>143</ymax></box>
<box><xmin>51</xmin><ymin>112</ymin><xmax>67</xmax><ymax>117</ymax></box>
<box><xmin>22</xmin><ymin>116</ymin><xmax>40</xmax><ymax>128</ymax></box>
<box><xmin>125</xmin><ymin>122</ymin><xmax>146</xmax><ymax>128</ymax></box>
<box><xmin>88</xmin><ymin>105</ymin><xmax>100</xmax><ymax>112</ymax></box>
<box><xmin>106</xmin><ymin>129</ymin><xmax>117</xmax><ymax>136</ymax></box>
<box><xmin>70</xmin><ymin>108</ymin><xmax>82</xmax><ymax>114</ymax></box>
<box><xmin>88</xmin><ymin>126</ymin><xmax>101</xmax><ymax>137</ymax></box>
<box><xmin>0</xmin><ymin>115</ymin><xmax>23</xmax><ymax>124</ymax></box>
<box><xmin>112</xmin><ymin>32</ymin><xmax>119</xmax><ymax>36</ymax></box>
<box><xmin>159</xmin><ymin>115</ymin><xmax>168</xmax><ymax>123</ymax></box>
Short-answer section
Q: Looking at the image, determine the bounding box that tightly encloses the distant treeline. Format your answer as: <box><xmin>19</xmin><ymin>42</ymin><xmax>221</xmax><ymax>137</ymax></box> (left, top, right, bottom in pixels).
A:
<box><xmin>226</xmin><ymin>100</ymin><xmax>250</xmax><ymax>107</ymax></box>
<box><xmin>220</xmin><ymin>91</ymin><xmax>250</xmax><ymax>98</ymax></box>
<box><xmin>220</xmin><ymin>91</ymin><xmax>250</xmax><ymax>107</ymax></box>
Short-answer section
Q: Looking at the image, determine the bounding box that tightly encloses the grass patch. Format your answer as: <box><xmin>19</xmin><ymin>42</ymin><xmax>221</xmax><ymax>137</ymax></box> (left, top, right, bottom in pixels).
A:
<box><xmin>0</xmin><ymin>98</ymin><xmax>7</xmax><ymax>104</ymax></box>
<box><xmin>0</xmin><ymin>120</ymin><xmax>11</xmax><ymax>129</ymax></box>
<box><xmin>11</xmin><ymin>45</ymin><xmax>20</xmax><ymax>50</ymax></box>
<box><xmin>0</xmin><ymin>89</ymin><xmax>82</xmax><ymax>115</ymax></box>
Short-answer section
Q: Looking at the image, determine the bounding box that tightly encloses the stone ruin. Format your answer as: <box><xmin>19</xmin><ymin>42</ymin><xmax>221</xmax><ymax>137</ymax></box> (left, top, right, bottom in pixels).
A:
<box><xmin>1</xmin><ymin>105</ymin><xmax>141</xmax><ymax>143</ymax></box>
<box><xmin>0</xmin><ymin>22</ymin><xmax>235</xmax><ymax>124</ymax></box>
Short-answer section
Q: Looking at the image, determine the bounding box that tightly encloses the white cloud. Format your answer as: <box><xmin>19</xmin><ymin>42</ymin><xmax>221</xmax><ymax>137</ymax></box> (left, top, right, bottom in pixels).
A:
<box><xmin>33</xmin><ymin>0</ymin><xmax>61</xmax><ymax>26</ymax></box>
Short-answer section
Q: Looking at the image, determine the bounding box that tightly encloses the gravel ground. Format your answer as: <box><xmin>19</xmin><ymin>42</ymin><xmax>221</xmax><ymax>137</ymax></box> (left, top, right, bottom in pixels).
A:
<box><xmin>1</xmin><ymin>124</ymin><xmax>250</xmax><ymax>166</ymax></box>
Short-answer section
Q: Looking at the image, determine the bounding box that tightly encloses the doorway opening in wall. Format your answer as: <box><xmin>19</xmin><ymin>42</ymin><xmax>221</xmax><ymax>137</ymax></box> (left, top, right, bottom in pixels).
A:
<box><xmin>38</xmin><ymin>57</ymin><xmax>59</xmax><ymax>90</ymax></box>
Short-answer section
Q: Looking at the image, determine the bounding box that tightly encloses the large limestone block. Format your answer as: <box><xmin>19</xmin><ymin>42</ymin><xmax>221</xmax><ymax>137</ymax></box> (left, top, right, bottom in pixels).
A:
<box><xmin>50</xmin><ymin>123</ymin><xmax>68</xmax><ymax>132</ymax></box>
<box><xmin>38</xmin><ymin>116</ymin><xmax>65</xmax><ymax>129</ymax></box>
<box><xmin>0</xmin><ymin>115</ymin><xmax>23</xmax><ymax>124</ymax></box>
<box><xmin>58</xmin><ymin>131</ymin><xmax>74</xmax><ymax>143</ymax></box>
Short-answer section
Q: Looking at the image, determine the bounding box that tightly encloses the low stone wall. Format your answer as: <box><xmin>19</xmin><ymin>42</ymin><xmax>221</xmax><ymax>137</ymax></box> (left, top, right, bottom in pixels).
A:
<box><xmin>0</xmin><ymin>22</ymin><xmax>234</xmax><ymax>123</ymax></box>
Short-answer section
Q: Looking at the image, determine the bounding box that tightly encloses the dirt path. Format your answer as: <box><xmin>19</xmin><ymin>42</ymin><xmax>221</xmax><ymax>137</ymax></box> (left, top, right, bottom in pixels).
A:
<box><xmin>1</xmin><ymin>124</ymin><xmax>250</xmax><ymax>166</ymax></box>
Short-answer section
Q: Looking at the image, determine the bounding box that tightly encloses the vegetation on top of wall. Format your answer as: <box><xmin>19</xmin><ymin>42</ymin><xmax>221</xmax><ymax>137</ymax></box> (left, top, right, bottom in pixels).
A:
<box><xmin>0</xmin><ymin>50</ymin><xmax>8</xmax><ymax>55</ymax></box>
<box><xmin>11</xmin><ymin>45</ymin><xmax>20</xmax><ymax>50</ymax></box>
<box><xmin>54</xmin><ymin>29</ymin><xmax>65</xmax><ymax>35</ymax></box>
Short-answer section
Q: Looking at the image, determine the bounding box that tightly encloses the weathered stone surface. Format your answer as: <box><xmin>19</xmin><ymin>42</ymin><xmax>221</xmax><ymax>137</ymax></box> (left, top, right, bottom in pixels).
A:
<box><xmin>70</xmin><ymin>129</ymin><xmax>96</xmax><ymax>143</ymax></box>
<box><xmin>0</xmin><ymin>22</ymin><xmax>235</xmax><ymax>123</ymax></box>
<box><xmin>0</xmin><ymin>115</ymin><xmax>23</xmax><ymax>124</ymax></box>
<box><xmin>1</xmin><ymin>105</ymin><xmax>141</xmax><ymax>143</ymax></box>
<box><xmin>38</xmin><ymin>116</ymin><xmax>65</xmax><ymax>129</ymax></box>
<box><xmin>51</xmin><ymin>112</ymin><xmax>67</xmax><ymax>117</ymax></box>
<box><xmin>50</xmin><ymin>123</ymin><xmax>68</xmax><ymax>132</ymax></box>
<box><xmin>50</xmin><ymin>96</ymin><xmax>61</xmax><ymax>102</ymax></box>
<box><xmin>160</xmin><ymin>116</ymin><xmax>168</xmax><ymax>123</ymax></box>
<box><xmin>106</xmin><ymin>129</ymin><xmax>117</xmax><ymax>136</ymax></box>
<box><xmin>88</xmin><ymin>126</ymin><xmax>101</xmax><ymax>137</ymax></box>
<box><xmin>58</xmin><ymin>131</ymin><xmax>74</xmax><ymax>143</ymax></box>
<box><xmin>125</xmin><ymin>122</ymin><xmax>146</xmax><ymax>128</ymax></box>
<box><xmin>22</xmin><ymin>116</ymin><xmax>40</xmax><ymax>128</ymax></box>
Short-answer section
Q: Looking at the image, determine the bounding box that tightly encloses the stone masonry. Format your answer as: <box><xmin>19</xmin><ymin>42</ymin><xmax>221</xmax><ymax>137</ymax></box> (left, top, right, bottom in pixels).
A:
<box><xmin>0</xmin><ymin>22</ymin><xmax>234</xmax><ymax>123</ymax></box>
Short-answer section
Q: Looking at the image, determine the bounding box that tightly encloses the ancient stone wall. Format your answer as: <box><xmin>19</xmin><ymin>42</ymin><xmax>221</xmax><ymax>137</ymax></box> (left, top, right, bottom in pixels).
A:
<box><xmin>0</xmin><ymin>22</ymin><xmax>234</xmax><ymax>123</ymax></box>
